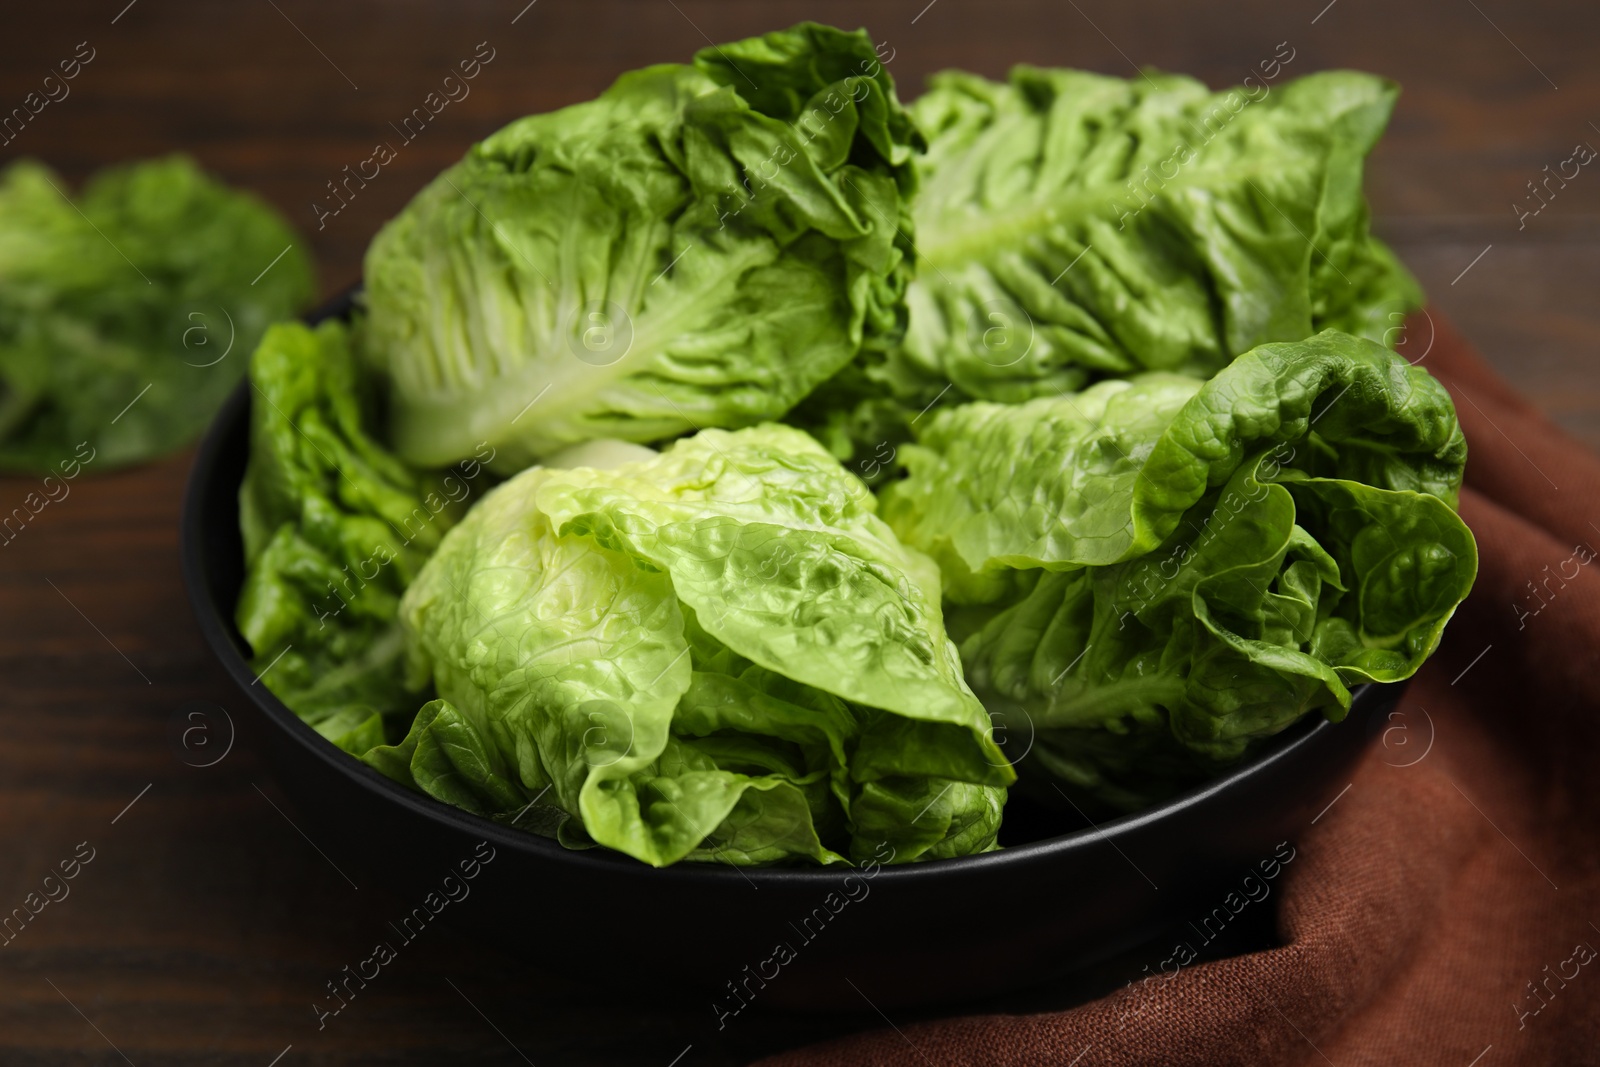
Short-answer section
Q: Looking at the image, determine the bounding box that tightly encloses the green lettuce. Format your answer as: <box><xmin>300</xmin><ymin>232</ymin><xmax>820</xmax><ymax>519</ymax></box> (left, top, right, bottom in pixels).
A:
<box><xmin>363</xmin><ymin>23</ymin><xmax>918</xmax><ymax>473</ymax></box>
<box><xmin>882</xmin><ymin>331</ymin><xmax>1474</xmax><ymax>809</ymax></box>
<box><xmin>0</xmin><ymin>156</ymin><xmax>312</xmax><ymax>471</ymax></box>
<box><xmin>379</xmin><ymin>424</ymin><xmax>1011</xmax><ymax>866</ymax></box>
<box><xmin>799</xmin><ymin>66</ymin><xmax>1420</xmax><ymax>461</ymax></box>
<box><xmin>236</xmin><ymin>319</ymin><xmax>491</xmax><ymax>753</ymax></box>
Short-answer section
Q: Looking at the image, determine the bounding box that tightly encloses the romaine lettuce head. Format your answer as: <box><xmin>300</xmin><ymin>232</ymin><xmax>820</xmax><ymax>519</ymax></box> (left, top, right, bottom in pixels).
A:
<box><xmin>380</xmin><ymin>423</ymin><xmax>1011</xmax><ymax>867</ymax></box>
<box><xmin>0</xmin><ymin>156</ymin><xmax>313</xmax><ymax>471</ymax></box>
<box><xmin>882</xmin><ymin>330</ymin><xmax>1475</xmax><ymax>809</ymax></box>
<box><xmin>798</xmin><ymin>66</ymin><xmax>1421</xmax><ymax>462</ymax></box>
<box><xmin>363</xmin><ymin>23</ymin><xmax>918</xmax><ymax>473</ymax></box>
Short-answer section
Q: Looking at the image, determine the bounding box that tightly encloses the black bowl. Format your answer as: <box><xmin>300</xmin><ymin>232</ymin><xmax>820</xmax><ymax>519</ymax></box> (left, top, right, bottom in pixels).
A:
<box><xmin>181</xmin><ymin>299</ymin><xmax>1398</xmax><ymax>1011</ymax></box>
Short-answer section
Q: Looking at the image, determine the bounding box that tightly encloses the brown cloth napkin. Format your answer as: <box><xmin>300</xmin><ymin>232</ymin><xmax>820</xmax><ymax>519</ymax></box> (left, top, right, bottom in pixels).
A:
<box><xmin>762</xmin><ymin>312</ymin><xmax>1600</xmax><ymax>1067</ymax></box>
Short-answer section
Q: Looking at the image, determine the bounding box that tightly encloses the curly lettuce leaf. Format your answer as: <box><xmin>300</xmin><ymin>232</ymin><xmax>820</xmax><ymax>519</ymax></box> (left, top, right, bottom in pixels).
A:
<box><xmin>363</xmin><ymin>23</ymin><xmax>918</xmax><ymax>472</ymax></box>
<box><xmin>847</xmin><ymin>66</ymin><xmax>1420</xmax><ymax>424</ymax></box>
<box><xmin>962</xmin><ymin>461</ymin><xmax>1474</xmax><ymax>808</ymax></box>
<box><xmin>384</xmin><ymin>468</ymin><xmax>854</xmax><ymax>867</ymax></box>
<box><xmin>0</xmin><ymin>156</ymin><xmax>312</xmax><ymax>471</ymax></box>
<box><xmin>1283</xmin><ymin>473</ymin><xmax>1479</xmax><ymax>683</ymax></box>
<box><xmin>390</xmin><ymin>425</ymin><xmax>1009</xmax><ymax>866</ymax></box>
<box><xmin>884</xmin><ymin>330</ymin><xmax>1466</xmax><ymax>598</ymax></box>
<box><xmin>881</xmin><ymin>374</ymin><xmax>1204</xmax><ymax>601</ymax></box>
<box><xmin>236</xmin><ymin>319</ymin><xmax>483</xmax><ymax>752</ymax></box>
<box><xmin>887</xmin><ymin>331</ymin><xmax>1474</xmax><ymax>809</ymax></box>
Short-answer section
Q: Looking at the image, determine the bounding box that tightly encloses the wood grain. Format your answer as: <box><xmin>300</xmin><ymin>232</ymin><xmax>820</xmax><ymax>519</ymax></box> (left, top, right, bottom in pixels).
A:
<box><xmin>0</xmin><ymin>1</ymin><xmax>1596</xmax><ymax>1063</ymax></box>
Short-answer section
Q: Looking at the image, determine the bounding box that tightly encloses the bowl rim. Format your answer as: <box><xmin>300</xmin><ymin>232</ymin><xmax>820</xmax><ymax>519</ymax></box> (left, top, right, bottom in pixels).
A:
<box><xmin>180</xmin><ymin>299</ymin><xmax>1380</xmax><ymax>888</ymax></box>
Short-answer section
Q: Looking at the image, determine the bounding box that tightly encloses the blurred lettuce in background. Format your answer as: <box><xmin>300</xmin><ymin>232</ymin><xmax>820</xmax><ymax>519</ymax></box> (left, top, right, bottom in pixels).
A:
<box><xmin>0</xmin><ymin>155</ymin><xmax>312</xmax><ymax>471</ymax></box>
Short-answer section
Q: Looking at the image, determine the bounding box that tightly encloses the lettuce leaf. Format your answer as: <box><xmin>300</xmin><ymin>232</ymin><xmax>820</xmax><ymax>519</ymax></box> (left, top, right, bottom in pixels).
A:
<box><xmin>881</xmin><ymin>374</ymin><xmax>1204</xmax><ymax>601</ymax></box>
<box><xmin>363</xmin><ymin>23</ymin><xmax>918</xmax><ymax>473</ymax></box>
<box><xmin>0</xmin><ymin>156</ymin><xmax>312</xmax><ymax>471</ymax></box>
<box><xmin>236</xmin><ymin>319</ymin><xmax>487</xmax><ymax>752</ymax></box>
<box><xmin>884</xmin><ymin>330</ymin><xmax>1465</xmax><ymax>592</ymax></box>
<box><xmin>385</xmin><ymin>424</ymin><xmax>1010</xmax><ymax>866</ymax></box>
<box><xmin>884</xmin><ymin>331</ymin><xmax>1475</xmax><ymax>809</ymax></box>
<box><xmin>799</xmin><ymin>66</ymin><xmax>1420</xmax><ymax>462</ymax></box>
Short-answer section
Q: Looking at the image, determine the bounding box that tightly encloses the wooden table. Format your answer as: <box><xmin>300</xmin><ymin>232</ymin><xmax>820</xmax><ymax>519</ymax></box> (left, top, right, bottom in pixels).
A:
<box><xmin>1</xmin><ymin>1</ymin><xmax>1595</xmax><ymax>1063</ymax></box>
